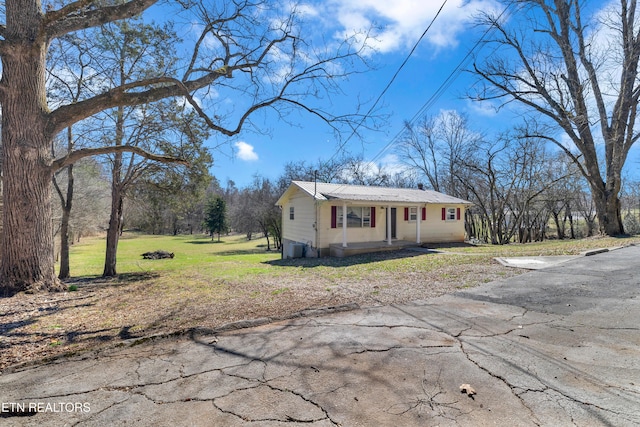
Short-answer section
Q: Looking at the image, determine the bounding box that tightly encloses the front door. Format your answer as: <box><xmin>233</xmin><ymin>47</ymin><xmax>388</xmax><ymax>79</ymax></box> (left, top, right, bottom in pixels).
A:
<box><xmin>387</xmin><ymin>208</ymin><xmax>397</xmax><ymax>239</ymax></box>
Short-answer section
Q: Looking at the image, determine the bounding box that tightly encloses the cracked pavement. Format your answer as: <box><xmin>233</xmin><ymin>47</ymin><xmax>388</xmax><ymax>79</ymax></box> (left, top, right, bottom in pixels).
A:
<box><xmin>2</xmin><ymin>246</ymin><xmax>640</xmax><ymax>426</ymax></box>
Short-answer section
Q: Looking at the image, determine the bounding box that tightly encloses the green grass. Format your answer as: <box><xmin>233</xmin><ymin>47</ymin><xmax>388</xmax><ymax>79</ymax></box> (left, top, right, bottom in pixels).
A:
<box><xmin>64</xmin><ymin>232</ymin><xmax>281</xmax><ymax>279</ymax></box>
<box><xmin>427</xmin><ymin>235</ymin><xmax>640</xmax><ymax>256</ymax></box>
<box><xmin>63</xmin><ymin>232</ymin><xmax>640</xmax><ymax>286</ymax></box>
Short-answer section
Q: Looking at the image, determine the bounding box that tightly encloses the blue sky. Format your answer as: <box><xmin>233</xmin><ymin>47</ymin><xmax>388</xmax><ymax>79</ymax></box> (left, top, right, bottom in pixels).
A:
<box><xmin>197</xmin><ymin>0</ymin><xmax>640</xmax><ymax>189</ymax></box>
<box><xmin>201</xmin><ymin>0</ymin><xmax>508</xmax><ymax>187</ymax></box>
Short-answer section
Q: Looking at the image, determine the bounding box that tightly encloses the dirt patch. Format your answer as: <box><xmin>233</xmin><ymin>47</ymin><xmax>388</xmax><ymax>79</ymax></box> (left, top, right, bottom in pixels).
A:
<box><xmin>0</xmin><ymin>250</ymin><xmax>521</xmax><ymax>372</ymax></box>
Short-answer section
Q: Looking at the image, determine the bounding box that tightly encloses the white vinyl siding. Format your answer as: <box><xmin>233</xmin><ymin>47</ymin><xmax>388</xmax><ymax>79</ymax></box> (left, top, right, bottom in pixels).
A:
<box><xmin>279</xmin><ymin>183</ymin><xmax>469</xmax><ymax>254</ymax></box>
<box><xmin>281</xmin><ymin>189</ymin><xmax>317</xmax><ymax>246</ymax></box>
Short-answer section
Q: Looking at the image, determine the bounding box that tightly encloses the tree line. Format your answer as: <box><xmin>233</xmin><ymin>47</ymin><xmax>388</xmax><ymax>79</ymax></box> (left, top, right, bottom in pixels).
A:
<box><xmin>54</xmin><ymin>114</ymin><xmax>640</xmax><ymax>274</ymax></box>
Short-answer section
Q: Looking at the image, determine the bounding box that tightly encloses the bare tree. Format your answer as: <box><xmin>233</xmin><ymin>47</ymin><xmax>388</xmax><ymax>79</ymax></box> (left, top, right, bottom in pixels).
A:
<box><xmin>48</xmin><ymin>33</ymin><xmax>102</xmax><ymax>279</ymax></box>
<box><xmin>472</xmin><ymin>0</ymin><xmax>640</xmax><ymax>236</ymax></box>
<box><xmin>278</xmin><ymin>157</ymin><xmax>354</xmax><ymax>189</ymax></box>
<box><xmin>397</xmin><ymin>111</ymin><xmax>478</xmax><ymax>196</ymax></box>
<box><xmin>575</xmin><ymin>188</ymin><xmax>599</xmax><ymax>237</ymax></box>
<box><xmin>228</xmin><ymin>186</ymin><xmax>258</xmax><ymax>240</ymax></box>
<box><xmin>0</xmin><ymin>0</ymin><xmax>373</xmax><ymax>295</ymax></box>
<box><xmin>341</xmin><ymin>154</ymin><xmax>392</xmax><ymax>186</ymax></box>
<box><xmin>457</xmin><ymin>130</ymin><xmax>563</xmax><ymax>244</ymax></box>
<box><xmin>52</xmin><ymin>156</ymin><xmax>110</xmax><ymax>255</ymax></box>
<box><xmin>249</xmin><ymin>177</ymin><xmax>281</xmax><ymax>251</ymax></box>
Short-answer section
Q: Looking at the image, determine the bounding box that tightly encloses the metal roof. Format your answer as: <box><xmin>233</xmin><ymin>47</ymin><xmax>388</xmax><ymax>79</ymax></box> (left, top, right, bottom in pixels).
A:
<box><xmin>283</xmin><ymin>181</ymin><xmax>472</xmax><ymax>205</ymax></box>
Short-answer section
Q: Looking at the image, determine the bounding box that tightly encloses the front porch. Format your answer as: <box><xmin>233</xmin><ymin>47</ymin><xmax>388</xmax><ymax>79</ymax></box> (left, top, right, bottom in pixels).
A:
<box><xmin>329</xmin><ymin>240</ymin><xmax>420</xmax><ymax>258</ymax></box>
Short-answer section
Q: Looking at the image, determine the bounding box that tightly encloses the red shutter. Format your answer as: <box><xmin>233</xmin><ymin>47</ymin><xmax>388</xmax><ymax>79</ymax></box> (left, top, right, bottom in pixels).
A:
<box><xmin>404</xmin><ymin>207</ymin><xmax>409</xmax><ymax>221</ymax></box>
<box><xmin>331</xmin><ymin>206</ymin><xmax>337</xmax><ymax>228</ymax></box>
<box><xmin>457</xmin><ymin>207</ymin><xmax>461</xmax><ymax>220</ymax></box>
<box><xmin>422</xmin><ymin>207</ymin><xmax>426</xmax><ymax>221</ymax></box>
<box><xmin>441</xmin><ymin>207</ymin><xmax>446</xmax><ymax>221</ymax></box>
<box><xmin>370</xmin><ymin>207</ymin><xmax>376</xmax><ymax>228</ymax></box>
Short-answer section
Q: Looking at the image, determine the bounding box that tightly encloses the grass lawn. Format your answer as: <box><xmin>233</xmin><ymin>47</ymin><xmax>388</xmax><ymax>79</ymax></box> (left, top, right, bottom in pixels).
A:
<box><xmin>65</xmin><ymin>232</ymin><xmax>640</xmax><ymax>283</ymax></box>
<box><xmin>424</xmin><ymin>235</ymin><xmax>640</xmax><ymax>256</ymax></box>
<box><xmin>66</xmin><ymin>232</ymin><xmax>282</xmax><ymax>280</ymax></box>
<box><xmin>3</xmin><ymin>232</ymin><xmax>639</xmax><ymax>371</ymax></box>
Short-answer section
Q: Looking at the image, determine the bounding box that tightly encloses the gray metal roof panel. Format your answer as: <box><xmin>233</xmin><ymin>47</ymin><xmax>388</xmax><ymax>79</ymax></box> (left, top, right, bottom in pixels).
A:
<box><xmin>291</xmin><ymin>181</ymin><xmax>472</xmax><ymax>205</ymax></box>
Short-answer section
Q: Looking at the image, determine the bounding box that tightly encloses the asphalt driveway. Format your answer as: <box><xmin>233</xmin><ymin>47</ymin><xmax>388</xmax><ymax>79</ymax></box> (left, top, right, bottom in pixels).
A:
<box><xmin>2</xmin><ymin>246</ymin><xmax>640</xmax><ymax>426</ymax></box>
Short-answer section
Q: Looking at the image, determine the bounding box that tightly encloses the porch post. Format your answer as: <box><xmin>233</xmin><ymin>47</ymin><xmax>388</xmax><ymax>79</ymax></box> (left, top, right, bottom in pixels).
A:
<box><xmin>342</xmin><ymin>202</ymin><xmax>348</xmax><ymax>247</ymax></box>
<box><xmin>387</xmin><ymin>205</ymin><xmax>392</xmax><ymax>245</ymax></box>
<box><xmin>416</xmin><ymin>205</ymin><xmax>421</xmax><ymax>244</ymax></box>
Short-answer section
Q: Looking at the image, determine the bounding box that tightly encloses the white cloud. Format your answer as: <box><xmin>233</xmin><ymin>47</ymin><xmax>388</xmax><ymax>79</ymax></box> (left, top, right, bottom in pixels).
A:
<box><xmin>378</xmin><ymin>153</ymin><xmax>405</xmax><ymax>175</ymax></box>
<box><xmin>465</xmin><ymin>98</ymin><xmax>499</xmax><ymax>117</ymax></box>
<box><xmin>235</xmin><ymin>141</ymin><xmax>259</xmax><ymax>161</ymax></box>
<box><xmin>322</xmin><ymin>0</ymin><xmax>501</xmax><ymax>53</ymax></box>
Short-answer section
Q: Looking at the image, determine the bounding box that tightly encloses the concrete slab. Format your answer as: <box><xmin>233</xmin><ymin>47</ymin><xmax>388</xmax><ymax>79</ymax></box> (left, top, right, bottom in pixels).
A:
<box><xmin>495</xmin><ymin>255</ymin><xmax>579</xmax><ymax>269</ymax></box>
<box><xmin>2</xmin><ymin>246</ymin><xmax>640</xmax><ymax>426</ymax></box>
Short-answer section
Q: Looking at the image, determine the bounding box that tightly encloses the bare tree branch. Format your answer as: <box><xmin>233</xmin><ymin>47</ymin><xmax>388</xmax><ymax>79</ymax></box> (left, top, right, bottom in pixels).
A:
<box><xmin>52</xmin><ymin>145</ymin><xmax>187</xmax><ymax>172</ymax></box>
<box><xmin>44</xmin><ymin>0</ymin><xmax>158</xmax><ymax>40</ymax></box>
<box><xmin>46</xmin><ymin>72</ymin><xmax>228</xmax><ymax>136</ymax></box>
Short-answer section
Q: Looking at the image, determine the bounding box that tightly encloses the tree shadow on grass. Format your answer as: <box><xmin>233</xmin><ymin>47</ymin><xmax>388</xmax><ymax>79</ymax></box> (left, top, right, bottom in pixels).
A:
<box><xmin>186</xmin><ymin>239</ymin><xmax>223</xmax><ymax>244</ymax></box>
<box><xmin>215</xmin><ymin>248</ymin><xmax>278</xmax><ymax>257</ymax></box>
<box><xmin>64</xmin><ymin>272</ymin><xmax>161</xmax><ymax>288</ymax></box>
<box><xmin>1</xmin><ymin>273</ymin><xmax>165</xmax><ymax>371</ymax></box>
<box><xmin>265</xmin><ymin>249</ymin><xmax>426</xmax><ymax>268</ymax></box>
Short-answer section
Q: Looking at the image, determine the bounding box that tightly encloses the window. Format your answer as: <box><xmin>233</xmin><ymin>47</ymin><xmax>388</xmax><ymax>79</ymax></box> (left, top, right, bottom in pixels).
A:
<box><xmin>409</xmin><ymin>207</ymin><xmax>417</xmax><ymax>221</ymax></box>
<box><xmin>446</xmin><ymin>207</ymin><xmax>457</xmax><ymax>221</ymax></box>
<box><xmin>289</xmin><ymin>207</ymin><xmax>295</xmax><ymax>220</ymax></box>
<box><xmin>337</xmin><ymin>206</ymin><xmax>372</xmax><ymax>228</ymax></box>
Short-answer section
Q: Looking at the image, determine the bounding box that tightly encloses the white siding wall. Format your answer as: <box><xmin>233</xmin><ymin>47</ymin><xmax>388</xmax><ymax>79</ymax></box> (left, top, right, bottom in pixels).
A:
<box><xmin>421</xmin><ymin>205</ymin><xmax>466</xmax><ymax>242</ymax></box>
<box><xmin>283</xmin><ymin>194</ymin><xmax>467</xmax><ymax>256</ymax></box>
<box><xmin>281</xmin><ymin>189</ymin><xmax>317</xmax><ymax>247</ymax></box>
<box><xmin>396</xmin><ymin>205</ymin><xmax>465</xmax><ymax>242</ymax></box>
<box><xmin>318</xmin><ymin>203</ymin><xmax>466</xmax><ymax>247</ymax></box>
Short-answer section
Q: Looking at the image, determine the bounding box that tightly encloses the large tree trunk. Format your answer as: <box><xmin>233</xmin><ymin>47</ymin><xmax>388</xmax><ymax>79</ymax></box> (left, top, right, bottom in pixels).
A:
<box><xmin>103</xmin><ymin>182</ymin><xmax>124</xmax><ymax>277</ymax></box>
<box><xmin>55</xmin><ymin>131</ymin><xmax>75</xmax><ymax>280</ymax></box>
<box><xmin>56</xmin><ymin>166</ymin><xmax>74</xmax><ymax>280</ymax></box>
<box><xmin>589</xmin><ymin>173</ymin><xmax>624</xmax><ymax>236</ymax></box>
<box><xmin>595</xmin><ymin>191</ymin><xmax>624</xmax><ymax>236</ymax></box>
<box><xmin>1</xmin><ymin>142</ymin><xmax>63</xmax><ymax>295</ymax></box>
<box><xmin>0</xmin><ymin>2</ymin><xmax>64</xmax><ymax>295</ymax></box>
<box><xmin>103</xmin><ymin>106</ymin><xmax>125</xmax><ymax>278</ymax></box>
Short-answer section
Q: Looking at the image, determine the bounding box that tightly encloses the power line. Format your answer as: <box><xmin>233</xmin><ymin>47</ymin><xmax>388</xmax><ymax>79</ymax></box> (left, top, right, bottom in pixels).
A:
<box><xmin>376</xmin><ymin>4</ymin><xmax>516</xmax><ymax>164</ymax></box>
<box><xmin>367</xmin><ymin>2</ymin><xmax>514</xmax><ymax>166</ymax></box>
<box><xmin>326</xmin><ymin>0</ymin><xmax>450</xmax><ymax>164</ymax></box>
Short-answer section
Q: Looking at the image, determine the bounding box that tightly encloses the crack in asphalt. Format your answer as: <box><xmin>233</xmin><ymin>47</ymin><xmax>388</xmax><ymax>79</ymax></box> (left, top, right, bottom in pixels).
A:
<box><xmin>204</xmin><ymin>381</ymin><xmax>339</xmax><ymax>425</ymax></box>
<box><xmin>385</xmin><ymin>367</ymin><xmax>469</xmax><ymax>422</ymax></box>
<box><xmin>457</xmin><ymin>327</ymin><xmax>640</xmax><ymax>426</ymax></box>
<box><xmin>457</xmin><ymin>340</ymin><xmax>544</xmax><ymax>427</ymax></box>
<box><xmin>268</xmin><ymin>384</ymin><xmax>341</xmax><ymax>426</ymax></box>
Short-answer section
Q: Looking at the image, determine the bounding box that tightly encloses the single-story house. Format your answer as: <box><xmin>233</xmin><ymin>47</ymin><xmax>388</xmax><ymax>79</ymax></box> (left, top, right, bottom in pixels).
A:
<box><xmin>276</xmin><ymin>181</ymin><xmax>473</xmax><ymax>258</ymax></box>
